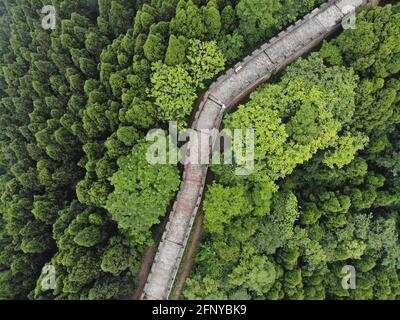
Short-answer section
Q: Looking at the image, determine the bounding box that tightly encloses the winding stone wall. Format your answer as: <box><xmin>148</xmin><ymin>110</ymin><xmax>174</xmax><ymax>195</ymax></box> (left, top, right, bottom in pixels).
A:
<box><xmin>141</xmin><ymin>0</ymin><xmax>370</xmax><ymax>300</ymax></box>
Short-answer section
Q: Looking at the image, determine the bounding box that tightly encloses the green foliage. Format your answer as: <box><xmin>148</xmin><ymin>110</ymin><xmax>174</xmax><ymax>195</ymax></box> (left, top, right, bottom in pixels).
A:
<box><xmin>106</xmin><ymin>141</ymin><xmax>180</xmax><ymax>245</ymax></box>
<box><xmin>185</xmin><ymin>4</ymin><xmax>400</xmax><ymax>301</ymax></box>
<box><xmin>150</xmin><ymin>62</ymin><xmax>197</xmax><ymax>127</ymax></box>
<box><xmin>228</xmin><ymin>255</ymin><xmax>276</xmax><ymax>297</ymax></box>
<box><xmin>73</xmin><ymin>225</ymin><xmax>106</xmax><ymax>248</ymax></box>
<box><xmin>203</xmin><ymin>183</ymin><xmax>249</xmax><ymax>234</ymax></box>
<box><xmin>236</xmin><ymin>0</ymin><xmax>280</xmax><ymax>46</ymax></box>
<box><xmin>186</xmin><ymin>39</ymin><xmax>225</xmax><ymax>89</ymax></box>
<box><xmin>320</xmin><ymin>5</ymin><xmax>400</xmax><ymax>79</ymax></box>
<box><xmin>150</xmin><ymin>39</ymin><xmax>224</xmax><ymax>127</ymax></box>
<box><xmin>100</xmin><ymin>236</ymin><xmax>137</xmax><ymax>275</ymax></box>
<box><xmin>2</xmin><ymin>0</ymin><xmax>399</xmax><ymax>302</ymax></box>
<box><xmin>224</xmin><ymin>56</ymin><xmax>357</xmax><ymax>180</ymax></box>
<box><xmin>235</xmin><ymin>0</ymin><xmax>323</xmax><ymax>47</ymax></box>
<box><xmin>164</xmin><ymin>34</ymin><xmax>188</xmax><ymax>65</ymax></box>
<box><xmin>143</xmin><ymin>34</ymin><xmax>166</xmax><ymax>62</ymax></box>
<box><xmin>323</xmin><ymin>132</ymin><xmax>369</xmax><ymax>169</ymax></box>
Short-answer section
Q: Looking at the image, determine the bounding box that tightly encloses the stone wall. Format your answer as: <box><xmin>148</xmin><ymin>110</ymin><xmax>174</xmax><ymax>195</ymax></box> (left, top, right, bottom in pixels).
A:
<box><xmin>141</xmin><ymin>0</ymin><xmax>371</xmax><ymax>300</ymax></box>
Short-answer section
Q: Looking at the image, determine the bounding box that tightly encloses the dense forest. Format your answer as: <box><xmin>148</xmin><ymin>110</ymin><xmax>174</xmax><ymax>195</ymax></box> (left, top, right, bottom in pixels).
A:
<box><xmin>0</xmin><ymin>0</ymin><xmax>326</xmax><ymax>300</ymax></box>
<box><xmin>0</xmin><ymin>0</ymin><xmax>399</xmax><ymax>300</ymax></box>
<box><xmin>184</xmin><ymin>4</ymin><xmax>400</xmax><ymax>299</ymax></box>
